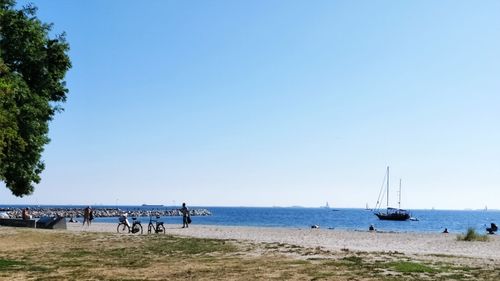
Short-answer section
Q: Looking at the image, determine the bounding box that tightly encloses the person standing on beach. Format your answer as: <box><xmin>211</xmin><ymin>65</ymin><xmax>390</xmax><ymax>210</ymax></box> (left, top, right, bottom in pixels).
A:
<box><xmin>83</xmin><ymin>206</ymin><xmax>91</xmax><ymax>226</ymax></box>
<box><xmin>89</xmin><ymin>208</ymin><xmax>94</xmax><ymax>225</ymax></box>
<box><xmin>180</xmin><ymin>203</ymin><xmax>190</xmax><ymax>228</ymax></box>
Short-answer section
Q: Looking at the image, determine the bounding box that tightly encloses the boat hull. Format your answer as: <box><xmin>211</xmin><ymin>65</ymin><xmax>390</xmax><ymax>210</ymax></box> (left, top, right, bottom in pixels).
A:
<box><xmin>375</xmin><ymin>211</ymin><xmax>410</xmax><ymax>221</ymax></box>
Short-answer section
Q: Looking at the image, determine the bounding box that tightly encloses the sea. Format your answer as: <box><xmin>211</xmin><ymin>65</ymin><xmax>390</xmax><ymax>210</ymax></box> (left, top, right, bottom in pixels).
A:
<box><xmin>2</xmin><ymin>205</ymin><xmax>499</xmax><ymax>234</ymax></box>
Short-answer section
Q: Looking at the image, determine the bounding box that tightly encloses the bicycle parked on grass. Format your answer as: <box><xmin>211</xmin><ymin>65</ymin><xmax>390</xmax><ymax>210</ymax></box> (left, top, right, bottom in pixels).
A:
<box><xmin>148</xmin><ymin>215</ymin><xmax>165</xmax><ymax>234</ymax></box>
<box><xmin>117</xmin><ymin>216</ymin><xmax>143</xmax><ymax>234</ymax></box>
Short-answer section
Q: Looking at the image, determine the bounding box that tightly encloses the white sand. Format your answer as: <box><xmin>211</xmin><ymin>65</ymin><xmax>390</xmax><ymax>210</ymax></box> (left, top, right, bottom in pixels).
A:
<box><xmin>69</xmin><ymin>222</ymin><xmax>500</xmax><ymax>260</ymax></box>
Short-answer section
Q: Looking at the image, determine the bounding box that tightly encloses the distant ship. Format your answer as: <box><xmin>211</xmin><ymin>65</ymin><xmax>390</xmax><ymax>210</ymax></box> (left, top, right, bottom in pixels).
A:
<box><xmin>142</xmin><ymin>204</ymin><xmax>164</xmax><ymax>207</ymax></box>
<box><xmin>320</xmin><ymin>202</ymin><xmax>330</xmax><ymax>209</ymax></box>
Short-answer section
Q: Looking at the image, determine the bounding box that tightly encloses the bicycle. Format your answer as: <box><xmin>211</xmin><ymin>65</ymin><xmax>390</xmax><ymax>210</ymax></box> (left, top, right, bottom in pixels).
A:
<box><xmin>117</xmin><ymin>217</ymin><xmax>143</xmax><ymax>234</ymax></box>
<box><xmin>147</xmin><ymin>215</ymin><xmax>165</xmax><ymax>234</ymax></box>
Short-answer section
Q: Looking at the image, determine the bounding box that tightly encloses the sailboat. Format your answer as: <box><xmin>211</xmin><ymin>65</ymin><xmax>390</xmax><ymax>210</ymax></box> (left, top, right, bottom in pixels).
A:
<box><xmin>374</xmin><ymin>167</ymin><xmax>410</xmax><ymax>221</ymax></box>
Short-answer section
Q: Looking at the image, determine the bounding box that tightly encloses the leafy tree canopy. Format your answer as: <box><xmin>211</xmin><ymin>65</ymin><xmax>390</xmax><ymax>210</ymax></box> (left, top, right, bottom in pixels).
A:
<box><xmin>0</xmin><ymin>0</ymin><xmax>71</xmax><ymax>196</ymax></box>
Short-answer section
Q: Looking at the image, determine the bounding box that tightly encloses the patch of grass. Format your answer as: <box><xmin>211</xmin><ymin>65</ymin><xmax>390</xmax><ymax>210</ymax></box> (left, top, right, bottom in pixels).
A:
<box><xmin>0</xmin><ymin>259</ymin><xmax>25</xmax><ymax>270</ymax></box>
<box><xmin>429</xmin><ymin>253</ymin><xmax>459</xmax><ymax>258</ymax></box>
<box><xmin>457</xmin><ymin>228</ymin><xmax>489</xmax><ymax>242</ymax></box>
<box><xmin>288</xmin><ymin>260</ymin><xmax>310</xmax><ymax>265</ymax></box>
<box><xmin>145</xmin><ymin>235</ymin><xmax>237</xmax><ymax>256</ymax></box>
<box><xmin>104</xmin><ymin>246</ymin><xmax>136</xmax><ymax>258</ymax></box>
<box><xmin>60</xmin><ymin>248</ymin><xmax>95</xmax><ymax>258</ymax></box>
<box><xmin>320</xmin><ymin>260</ymin><xmax>341</xmax><ymax>267</ymax></box>
<box><xmin>0</xmin><ymin>258</ymin><xmax>50</xmax><ymax>274</ymax></box>
<box><xmin>342</xmin><ymin>255</ymin><xmax>363</xmax><ymax>265</ymax></box>
<box><xmin>456</xmin><ymin>266</ymin><xmax>480</xmax><ymax>272</ymax></box>
<box><xmin>387</xmin><ymin>261</ymin><xmax>438</xmax><ymax>273</ymax></box>
<box><xmin>310</xmin><ymin>270</ymin><xmax>335</xmax><ymax>280</ymax></box>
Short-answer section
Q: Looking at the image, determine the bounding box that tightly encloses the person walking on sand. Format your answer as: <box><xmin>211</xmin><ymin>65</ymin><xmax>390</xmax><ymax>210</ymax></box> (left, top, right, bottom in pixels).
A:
<box><xmin>83</xmin><ymin>206</ymin><xmax>91</xmax><ymax>226</ymax></box>
<box><xmin>180</xmin><ymin>203</ymin><xmax>190</xmax><ymax>228</ymax></box>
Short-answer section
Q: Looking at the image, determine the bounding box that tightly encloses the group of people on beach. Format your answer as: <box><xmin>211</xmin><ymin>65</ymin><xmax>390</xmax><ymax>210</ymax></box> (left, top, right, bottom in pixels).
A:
<box><xmin>86</xmin><ymin>203</ymin><xmax>191</xmax><ymax>229</ymax></box>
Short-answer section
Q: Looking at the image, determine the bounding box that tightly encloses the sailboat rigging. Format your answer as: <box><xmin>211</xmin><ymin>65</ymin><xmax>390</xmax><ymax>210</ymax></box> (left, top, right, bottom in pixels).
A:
<box><xmin>374</xmin><ymin>167</ymin><xmax>410</xmax><ymax>221</ymax></box>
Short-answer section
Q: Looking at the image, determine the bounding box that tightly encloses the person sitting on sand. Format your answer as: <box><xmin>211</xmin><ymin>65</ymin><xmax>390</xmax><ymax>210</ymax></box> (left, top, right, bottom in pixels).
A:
<box><xmin>369</xmin><ymin>224</ymin><xmax>375</xmax><ymax>231</ymax></box>
<box><xmin>442</xmin><ymin>228</ymin><xmax>448</xmax><ymax>233</ymax></box>
<box><xmin>486</xmin><ymin>223</ymin><xmax>498</xmax><ymax>234</ymax></box>
<box><xmin>22</xmin><ymin>208</ymin><xmax>31</xmax><ymax>220</ymax></box>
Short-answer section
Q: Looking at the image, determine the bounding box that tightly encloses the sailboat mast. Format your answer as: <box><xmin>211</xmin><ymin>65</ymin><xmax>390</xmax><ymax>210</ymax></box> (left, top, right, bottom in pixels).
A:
<box><xmin>398</xmin><ymin>178</ymin><xmax>402</xmax><ymax>210</ymax></box>
<box><xmin>386</xmin><ymin>166</ymin><xmax>389</xmax><ymax>208</ymax></box>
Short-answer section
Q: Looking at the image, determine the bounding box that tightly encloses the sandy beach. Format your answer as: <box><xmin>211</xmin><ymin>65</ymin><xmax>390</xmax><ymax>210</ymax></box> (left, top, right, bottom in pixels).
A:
<box><xmin>69</xmin><ymin>222</ymin><xmax>500</xmax><ymax>261</ymax></box>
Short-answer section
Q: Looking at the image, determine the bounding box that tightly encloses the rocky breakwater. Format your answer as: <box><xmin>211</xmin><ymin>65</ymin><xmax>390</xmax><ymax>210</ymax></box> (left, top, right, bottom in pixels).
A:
<box><xmin>0</xmin><ymin>207</ymin><xmax>212</xmax><ymax>219</ymax></box>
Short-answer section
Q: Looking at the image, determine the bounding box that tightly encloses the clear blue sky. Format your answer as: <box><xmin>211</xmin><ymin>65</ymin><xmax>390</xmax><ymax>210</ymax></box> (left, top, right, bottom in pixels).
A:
<box><xmin>2</xmin><ymin>0</ymin><xmax>500</xmax><ymax>209</ymax></box>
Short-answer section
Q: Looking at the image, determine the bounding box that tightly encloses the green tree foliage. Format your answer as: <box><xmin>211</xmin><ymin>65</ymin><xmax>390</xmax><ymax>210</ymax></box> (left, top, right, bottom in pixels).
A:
<box><xmin>0</xmin><ymin>0</ymin><xmax>71</xmax><ymax>196</ymax></box>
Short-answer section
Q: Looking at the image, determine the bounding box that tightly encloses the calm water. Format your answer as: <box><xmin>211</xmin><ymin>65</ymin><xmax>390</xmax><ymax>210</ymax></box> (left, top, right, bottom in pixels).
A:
<box><xmin>100</xmin><ymin>207</ymin><xmax>500</xmax><ymax>234</ymax></box>
<box><xmin>2</xmin><ymin>205</ymin><xmax>498</xmax><ymax>234</ymax></box>
<box><xmin>161</xmin><ymin>207</ymin><xmax>499</xmax><ymax>234</ymax></box>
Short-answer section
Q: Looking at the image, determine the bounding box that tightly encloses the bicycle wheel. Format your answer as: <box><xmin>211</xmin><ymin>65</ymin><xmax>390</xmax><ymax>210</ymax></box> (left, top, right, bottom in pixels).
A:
<box><xmin>158</xmin><ymin>224</ymin><xmax>165</xmax><ymax>234</ymax></box>
<box><xmin>148</xmin><ymin>223</ymin><xmax>154</xmax><ymax>234</ymax></box>
<box><xmin>117</xmin><ymin>223</ymin><xmax>129</xmax><ymax>234</ymax></box>
<box><xmin>131</xmin><ymin>223</ymin><xmax>143</xmax><ymax>235</ymax></box>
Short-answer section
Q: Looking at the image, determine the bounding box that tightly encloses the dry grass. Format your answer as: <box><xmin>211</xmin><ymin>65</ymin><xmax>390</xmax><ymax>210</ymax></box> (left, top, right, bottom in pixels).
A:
<box><xmin>0</xmin><ymin>227</ymin><xmax>499</xmax><ymax>280</ymax></box>
<box><xmin>457</xmin><ymin>228</ymin><xmax>490</xmax><ymax>242</ymax></box>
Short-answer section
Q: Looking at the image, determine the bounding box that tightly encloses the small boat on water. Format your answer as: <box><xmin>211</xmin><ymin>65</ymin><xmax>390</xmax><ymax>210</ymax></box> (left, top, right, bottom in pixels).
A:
<box><xmin>374</xmin><ymin>167</ymin><xmax>410</xmax><ymax>221</ymax></box>
<box><xmin>320</xmin><ymin>202</ymin><xmax>330</xmax><ymax>209</ymax></box>
<box><xmin>321</xmin><ymin>202</ymin><xmax>339</xmax><ymax>211</ymax></box>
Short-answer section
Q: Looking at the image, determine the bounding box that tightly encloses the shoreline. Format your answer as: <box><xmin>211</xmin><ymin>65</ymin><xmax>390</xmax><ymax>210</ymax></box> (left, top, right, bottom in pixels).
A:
<box><xmin>68</xmin><ymin>222</ymin><xmax>500</xmax><ymax>261</ymax></box>
<box><xmin>70</xmin><ymin>215</ymin><xmax>489</xmax><ymax>235</ymax></box>
<box><xmin>69</xmin><ymin>220</ymin><xmax>471</xmax><ymax>235</ymax></box>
